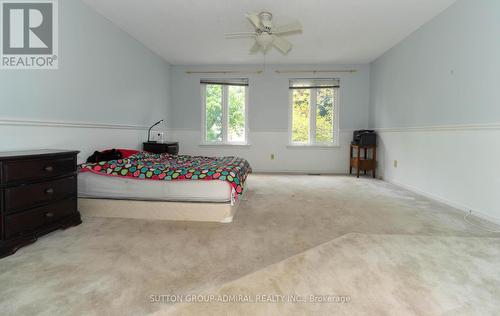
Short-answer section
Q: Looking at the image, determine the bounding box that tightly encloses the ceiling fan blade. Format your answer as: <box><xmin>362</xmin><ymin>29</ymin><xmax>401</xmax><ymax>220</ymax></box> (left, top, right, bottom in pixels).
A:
<box><xmin>246</xmin><ymin>13</ymin><xmax>261</xmax><ymax>29</ymax></box>
<box><xmin>273</xmin><ymin>21</ymin><xmax>302</xmax><ymax>35</ymax></box>
<box><xmin>249</xmin><ymin>42</ymin><xmax>261</xmax><ymax>54</ymax></box>
<box><xmin>272</xmin><ymin>35</ymin><xmax>292</xmax><ymax>54</ymax></box>
<box><xmin>225</xmin><ymin>32</ymin><xmax>257</xmax><ymax>38</ymax></box>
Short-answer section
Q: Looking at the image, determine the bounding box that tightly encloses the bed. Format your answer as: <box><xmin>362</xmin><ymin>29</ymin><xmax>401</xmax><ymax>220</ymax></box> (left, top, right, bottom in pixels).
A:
<box><xmin>77</xmin><ymin>151</ymin><xmax>251</xmax><ymax>223</ymax></box>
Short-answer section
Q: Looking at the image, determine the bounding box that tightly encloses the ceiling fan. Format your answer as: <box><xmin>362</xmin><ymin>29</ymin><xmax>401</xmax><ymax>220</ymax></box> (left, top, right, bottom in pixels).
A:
<box><xmin>225</xmin><ymin>11</ymin><xmax>302</xmax><ymax>55</ymax></box>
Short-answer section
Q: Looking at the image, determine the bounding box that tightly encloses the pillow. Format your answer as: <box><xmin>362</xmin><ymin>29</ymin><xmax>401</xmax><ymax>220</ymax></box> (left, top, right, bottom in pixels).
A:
<box><xmin>116</xmin><ymin>149</ymin><xmax>140</xmax><ymax>158</ymax></box>
<box><xmin>86</xmin><ymin>148</ymin><xmax>140</xmax><ymax>163</ymax></box>
<box><xmin>86</xmin><ymin>149</ymin><xmax>122</xmax><ymax>163</ymax></box>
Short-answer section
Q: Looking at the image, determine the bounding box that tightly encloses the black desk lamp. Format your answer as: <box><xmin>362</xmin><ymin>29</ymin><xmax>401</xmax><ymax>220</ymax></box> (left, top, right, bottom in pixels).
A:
<box><xmin>147</xmin><ymin>119</ymin><xmax>164</xmax><ymax>142</ymax></box>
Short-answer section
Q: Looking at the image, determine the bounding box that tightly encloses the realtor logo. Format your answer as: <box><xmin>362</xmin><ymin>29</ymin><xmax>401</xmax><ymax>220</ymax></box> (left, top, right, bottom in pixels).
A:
<box><xmin>1</xmin><ymin>0</ymin><xmax>58</xmax><ymax>69</ymax></box>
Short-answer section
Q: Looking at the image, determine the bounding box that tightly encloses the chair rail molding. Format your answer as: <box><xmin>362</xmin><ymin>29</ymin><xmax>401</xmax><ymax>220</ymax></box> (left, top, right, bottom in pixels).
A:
<box><xmin>375</xmin><ymin>122</ymin><xmax>500</xmax><ymax>133</ymax></box>
<box><xmin>0</xmin><ymin>118</ymin><xmax>149</xmax><ymax>130</ymax></box>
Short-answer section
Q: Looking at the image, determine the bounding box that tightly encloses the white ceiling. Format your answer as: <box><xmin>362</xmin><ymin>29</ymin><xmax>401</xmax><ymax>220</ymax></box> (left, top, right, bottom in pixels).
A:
<box><xmin>83</xmin><ymin>0</ymin><xmax>455</xmax><ymax>65</ymax></box>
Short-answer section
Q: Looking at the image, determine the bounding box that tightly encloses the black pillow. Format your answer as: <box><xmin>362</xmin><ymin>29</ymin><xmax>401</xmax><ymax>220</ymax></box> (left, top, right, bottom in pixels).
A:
<box><xmin>86</xmin><ymin>149</ymin><xmax>123</xmax><ymax>163</ymax></box>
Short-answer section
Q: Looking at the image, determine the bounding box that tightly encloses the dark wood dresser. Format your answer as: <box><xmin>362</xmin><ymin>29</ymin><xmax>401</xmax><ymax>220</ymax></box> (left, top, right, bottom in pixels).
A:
<box><xmin>0</xmin><ymin>150</ymin><xmax>82</xmax><ymax>258</ymax></box>
<box><xmin>143</xmin><ymin>142</ymin><xmax>179</xmax><ymax>155</ymax></box>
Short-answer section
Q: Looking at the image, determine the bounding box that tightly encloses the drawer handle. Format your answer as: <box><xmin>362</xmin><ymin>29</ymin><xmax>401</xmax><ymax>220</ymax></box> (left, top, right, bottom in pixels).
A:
<box><xmin>45</xmin><ymin>188</ymin><xmax>54</xmax><ymax>195</ymax></box>
<box><xmin>44</xmin><ymin>166</ymin><xmax>54</xmax><ymax>172</ymax></box>
<box><xmin>45</xmin><ymin>212</ymin><xmax>54</xmax><ymax>218</ymax></box>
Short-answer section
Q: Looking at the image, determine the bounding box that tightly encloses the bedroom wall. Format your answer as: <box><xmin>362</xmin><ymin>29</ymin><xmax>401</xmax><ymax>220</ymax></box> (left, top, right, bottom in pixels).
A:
<box><xmin>370</xmin><ymin>0</ymin><xmax>500</xmax><ymax>223</ymax></box>
<box><xmin>0</xmin><ymin>0</ymin><xmax>171</xmax><ymax>163</ymax></box>
<box><xmin>169</xmin><ymin>64</ymin><xmax>370</xmax><ymax>173</ymax></box>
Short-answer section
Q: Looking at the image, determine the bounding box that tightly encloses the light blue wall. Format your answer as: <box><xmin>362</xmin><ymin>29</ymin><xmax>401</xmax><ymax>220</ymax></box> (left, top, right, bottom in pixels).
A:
<box><xmin>369</xmin><ymin>0</ymin><xmax>500</xmax><ymax>222</ymax></box>
<box><xmin>370</xmin><ymin>0</ymin><xmax>500</xmax><ymax>128</ymax></box>
<box><xmin>171</xmin><ymin>64</ymin><xmax>370</xmax><ymax>131</ymax></box>
<box><xmin>0</xmin><ymin>0</ymin><xmax>171</xmax><ymax>126</ymax></box>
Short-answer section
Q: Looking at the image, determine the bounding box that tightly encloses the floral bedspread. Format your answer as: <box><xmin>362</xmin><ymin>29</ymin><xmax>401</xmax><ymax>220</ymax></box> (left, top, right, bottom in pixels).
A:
<box><xmin>79</xmin><ymin>152</ymin><xmax>252</xmax><ymax>201</ymax></box>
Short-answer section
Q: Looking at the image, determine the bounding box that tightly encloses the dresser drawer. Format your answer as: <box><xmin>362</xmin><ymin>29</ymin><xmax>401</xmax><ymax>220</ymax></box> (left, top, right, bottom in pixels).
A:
<box><xmin>2</xmin><ymin>156</ymin><xmax>76</xmax><ymax>184</ymax></box>
<box><xmin>4</xmin><ymin>198</ymin><xmax>77</xmax><ymax>239</ymax></box>
<box><xmin>4</xmin><ymin>176</ymin><xmax>76</xmax><ymax>213</ymax></box>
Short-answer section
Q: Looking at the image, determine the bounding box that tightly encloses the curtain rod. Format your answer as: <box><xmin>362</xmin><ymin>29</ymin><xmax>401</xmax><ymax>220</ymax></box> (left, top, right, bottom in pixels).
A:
<box><xmin>185</xmin><ymin>69</ymin><xmax>356</xmax><ymax>74</ymax></box>
<box><xmin>275</xmin><ymin>70</ymin><xmax>357</xmax><ymax>74</ymax></box>
<box><xmin>185</xmin><ymin>70</ymin><xmax>263</xmax><ymax>74</ymax></box>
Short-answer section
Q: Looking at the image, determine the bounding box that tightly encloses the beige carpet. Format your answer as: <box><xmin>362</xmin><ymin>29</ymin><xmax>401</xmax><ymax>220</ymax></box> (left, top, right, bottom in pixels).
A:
<box><xmin>165</xmin><ymin>234</ymin><xmax>500</xmax><ymax>316</ymax></box>
<box><xmin>0</xmin><ymin>175</ymin><xmax>498</xmax><ymax>315</ymax></box>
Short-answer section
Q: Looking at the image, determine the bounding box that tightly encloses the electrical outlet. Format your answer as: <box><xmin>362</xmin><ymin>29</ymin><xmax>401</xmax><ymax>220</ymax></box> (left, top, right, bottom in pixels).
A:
<box><xmin>393</xmin><ymin>160</ymin><xmax>398</xmax><ymax>168</ymax></box>
<box><xmin>271</xmin><ymin>154</ymin><xmax>275</xmax><ymax>160</ymax></box>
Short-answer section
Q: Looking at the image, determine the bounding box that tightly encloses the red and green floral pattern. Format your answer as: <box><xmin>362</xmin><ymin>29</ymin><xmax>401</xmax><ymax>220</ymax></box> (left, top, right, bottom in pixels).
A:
<box><xmin>79</xmin><ymin>152</ymin><xmax>251</xmax><ymax>200</ymax></box>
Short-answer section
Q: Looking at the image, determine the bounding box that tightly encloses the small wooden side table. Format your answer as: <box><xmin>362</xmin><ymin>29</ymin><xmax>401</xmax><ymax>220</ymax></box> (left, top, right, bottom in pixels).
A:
<box><xmin>350</xmin><ymin>144</ymin><xmax>376</xmax><ymax>178</ymax></box>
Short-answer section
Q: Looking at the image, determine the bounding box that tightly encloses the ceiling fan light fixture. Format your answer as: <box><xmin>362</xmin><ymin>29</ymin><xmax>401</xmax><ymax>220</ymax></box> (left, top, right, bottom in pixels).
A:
<box><xmin>225</xmin><ymin>11</ymin><xmax>302</xmax><ymax>55</ymax></box>
<box><xmin>256</xmin><ymin>33</ymin><xmax>274</xmax><ymax>51</ymax></box>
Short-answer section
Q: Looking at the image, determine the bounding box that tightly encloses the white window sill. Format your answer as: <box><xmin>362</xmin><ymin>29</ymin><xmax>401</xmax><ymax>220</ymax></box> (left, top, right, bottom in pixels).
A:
<box><xmin>287</xmin><ymin>144</ymin><xmax>340</xmax><ymax>149</ymax></box>
<box><xmin>199</xmin><ymin>143</ymin><xmax>251</xmax><ymax>148</ymax></box>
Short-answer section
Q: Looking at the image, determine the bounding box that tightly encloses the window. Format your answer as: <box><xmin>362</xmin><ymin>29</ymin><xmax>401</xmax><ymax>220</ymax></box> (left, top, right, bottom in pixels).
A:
<box><xmin>289</xmin><ymin>79</ymin><xmax>339</xmax><ymax>146</ymax></box>
<box><xmin>201</xmin><ymin>79</ymin><xmax>248</xmax><ymax>145</ymax></box>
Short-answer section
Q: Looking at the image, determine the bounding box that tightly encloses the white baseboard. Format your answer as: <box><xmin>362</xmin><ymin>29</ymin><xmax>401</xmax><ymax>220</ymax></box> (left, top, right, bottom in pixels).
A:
<box><xmin>252</xmin><ymin>170</ymin><xmax>348</xmax><ymax>175</ymax></box>
<box><xmin>384</xmin><ymin>177</ymin><xmax>500</xmax><ymax>226</ymax></box>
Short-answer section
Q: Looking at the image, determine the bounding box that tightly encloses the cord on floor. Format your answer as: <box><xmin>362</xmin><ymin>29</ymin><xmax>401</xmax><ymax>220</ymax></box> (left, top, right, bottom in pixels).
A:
<box><xmin>464</xmin><ymin>211</ymin><xmax>500</xmax><ymax>233</ymax></box>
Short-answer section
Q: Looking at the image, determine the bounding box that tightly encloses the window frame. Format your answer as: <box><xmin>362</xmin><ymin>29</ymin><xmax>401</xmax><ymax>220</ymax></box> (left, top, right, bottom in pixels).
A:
<box><xmin>200</xmin><ymin>81</ymin><xmax>249</xmax><ymax>146</ymax></box>
<box><xmin>288</xmin><ymin>83</ymin><xmax>340</xmax><ymax>147</ymax></box>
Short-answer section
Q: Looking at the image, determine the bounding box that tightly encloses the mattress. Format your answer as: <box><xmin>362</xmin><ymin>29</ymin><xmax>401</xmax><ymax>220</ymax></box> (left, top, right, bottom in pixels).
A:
<box><xmin>78</xmin><ymin>172</ymin><xmax>233</xmax><ymax>203</ymax></box>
